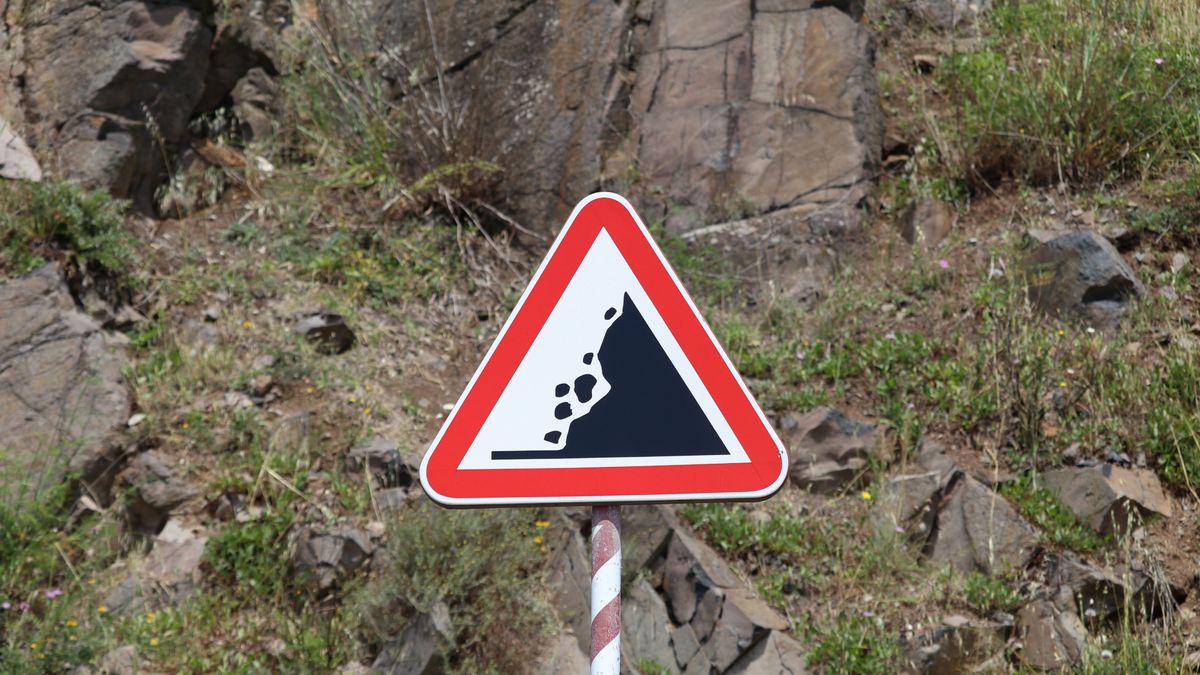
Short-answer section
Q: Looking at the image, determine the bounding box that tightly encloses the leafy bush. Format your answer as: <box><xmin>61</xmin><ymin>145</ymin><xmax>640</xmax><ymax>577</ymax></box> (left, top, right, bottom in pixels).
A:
<box><xmin>352</xmin><ymin>503</ymin><xmax>552</xmax><ymax>674</ymax></box>
<box><xmin>0</xmin><ymin>180</ymin><xmax>135</xmax><ymax>279</ymax></box>
<box><xmin>939</xmin><ymin>0</ymin><xmax>1200</xmax><ymax>188</ymax></box>
<box><xmin>204</xmin><ymin>510</ymin><xmax>296</xmax><ymax>598</ymax></box>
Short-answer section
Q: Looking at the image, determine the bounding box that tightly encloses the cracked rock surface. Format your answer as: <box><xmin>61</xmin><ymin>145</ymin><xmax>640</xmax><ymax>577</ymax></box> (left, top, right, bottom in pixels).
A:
<box><xmin>0</xmin><ymin>263</ymin><xmax>128</xmax><ymax>504</ymax></box>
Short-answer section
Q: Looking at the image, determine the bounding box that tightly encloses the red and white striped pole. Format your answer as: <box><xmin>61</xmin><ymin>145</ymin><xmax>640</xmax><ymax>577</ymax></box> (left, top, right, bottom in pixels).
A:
<box><xmin>590</xmin><ymin>505</ymin><xmax>621</xmax><ymax>674</ymax></box>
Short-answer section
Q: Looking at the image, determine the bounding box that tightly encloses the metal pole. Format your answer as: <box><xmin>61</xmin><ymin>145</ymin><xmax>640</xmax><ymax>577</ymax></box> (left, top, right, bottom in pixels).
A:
<box><xmin>590</xmin><ymin>504</ymin><xmax>621</xmax><ymax>674</ymax></box>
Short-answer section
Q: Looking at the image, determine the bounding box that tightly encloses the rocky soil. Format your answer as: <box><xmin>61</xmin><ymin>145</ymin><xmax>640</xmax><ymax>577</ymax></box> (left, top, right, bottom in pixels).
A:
<box><xmin>1</xmin><ymin>0</ymin><xmax>1198</xmax><ymax>673</ymax></box>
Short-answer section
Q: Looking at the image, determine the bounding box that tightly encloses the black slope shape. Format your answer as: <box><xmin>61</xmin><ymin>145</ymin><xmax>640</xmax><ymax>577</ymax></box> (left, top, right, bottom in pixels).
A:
<box><xmin>493</xmin><ymin>293</ymin><xmax>728</xmax><ymax>460</ymax></box>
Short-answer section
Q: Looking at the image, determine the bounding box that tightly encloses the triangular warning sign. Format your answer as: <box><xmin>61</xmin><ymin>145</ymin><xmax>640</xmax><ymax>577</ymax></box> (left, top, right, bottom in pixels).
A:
<box><xmin>420</xmin><ymin>193</ymin><xmax>788</xmax><ymax>506</ymax></box>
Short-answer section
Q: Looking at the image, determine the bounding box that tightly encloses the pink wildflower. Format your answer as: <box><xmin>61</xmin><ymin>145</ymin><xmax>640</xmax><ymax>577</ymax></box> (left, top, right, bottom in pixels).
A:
<box><xmin>938</xmin><ymin>259</ymin><xmax>950</xmax><ymax>269</ymax></box>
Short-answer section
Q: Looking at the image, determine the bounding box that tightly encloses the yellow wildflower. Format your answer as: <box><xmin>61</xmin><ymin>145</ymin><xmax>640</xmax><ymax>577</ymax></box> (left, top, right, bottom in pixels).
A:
<box><xmin>534</xmin><ymin>520</ymin><xmax>551</xmax><ymax>529</ymax></box>
<box><xmin>65</xmin><ymin>619</ymin><xmax>77</xmax><ymax>628</ymax></box>
<box><xmin>533</xmin><ymin>535</ymin><xmax>544</xmax><ymax>545</ymax></box>
<box><xmin>243</xmin><ymin>320</ymin><xmax>253</xmax><ymax>328</ymax></box>
<box><xmin>861</xmin><ymin>490</ymin><xmax>873</xmax><ymax>501</ymax></box>
<box><xmin>97</xmin><ymin>606</ymin><xmax>108</xmax><ymax>614</ymax></box>
<box><xmin>150</xmin><ymin>638</ymin><xmax>159</xmax><ymax>647</ymax></box>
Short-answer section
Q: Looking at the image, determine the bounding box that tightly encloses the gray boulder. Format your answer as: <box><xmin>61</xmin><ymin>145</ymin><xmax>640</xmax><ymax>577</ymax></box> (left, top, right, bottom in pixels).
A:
<box><xmin>0</xmin><ymin>116</ymin><xmax>42</xmax><ymax>181</ymax></box>
<box><xmin>0</xmin><ymin>264</ymin><xmax>129</xmax><ymax>505</ymax></box>
<box><xmin>897</xmin><ymin>198</ymin><xmax>954</xmax><ymax>251</ymax></box>
<box><xmin>1026</xmin><ymin>230</ymin><xmax>1146</xmax><ymax>330</ymax></box>
<box><xmin>371</xmin><ymin>602</ymin><xmax>454</xmax><ymax>675</ymax></box>
<box><xmin>622</xmin><ymin>579</ymin><xmax>678</xmax><ymax>674</ymax></box>
<box><xmin>537</xmin><ymin>631</ymin><xmax>589</xmax><ymax>675</ymax></box>
<box><xmin>1014</xmin><ymin>600</ymin><xmax>1087</xmax><ymax>670</ymax></box>
<box><xmin>781</xmin><ymin>407</ymin><xmax>879</xmax><ymax>494</ymax></box>
<box><xmin>22</xmin><ymin>1</ymin><xmax>212</xmax><ymax>204</ymax></box>
<box><xmin>725</xmin><ymin>630</ymin><xmax>808</xmax><ymax>674</ymax></box>
<box><xmin>909</xmin><ymin>0</ymin><xmax>990</xmax><ymax>29</ymax></box>
<box><xmin>347</xmin><ymin>437</ymin><xmax>415</xmax><ymax>490</ymax></box>
<box><xmin>294</xmin><ymin>311</ymin><xmax>356</xmax><ymax>354</ymax></box>
<box><xmin>1042</xmin><ymin>464</ymin><xmax>1172</xmax><ymax>536</ymax></box>
<box><xmin>293</xmin><ymin>526</ymin><xmax>375</xmax><ymax>592</ymax></box>
<box><xmin>927</xmin><ymin>473</ymin><xmax>1039</xmax><ymax>575</ymax></box>
<box><xmin>547</xmin><ymin>526</ymin><xmax>593</xmax><ymax>655</ymax></box>
<box><xmin>115</xmin><ymin>451</ymin><xmax>198</xmax><ymax>533</ymax></box>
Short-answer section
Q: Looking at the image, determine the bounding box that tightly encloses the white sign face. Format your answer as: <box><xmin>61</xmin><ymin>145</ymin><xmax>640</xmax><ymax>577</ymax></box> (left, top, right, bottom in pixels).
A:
<box><xmin>420</xmin><ymin>192</ymin><xmax>787</xmax><ymax>507</ymax></box>
<box><xmin>457</xmin><ymin>229</ymin><xmax>750</xmax><ymax>470</ymax></box>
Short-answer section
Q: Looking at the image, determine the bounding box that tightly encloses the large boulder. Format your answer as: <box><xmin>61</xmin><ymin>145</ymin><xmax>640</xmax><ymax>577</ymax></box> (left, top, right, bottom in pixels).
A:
<box><xmin>1042</xmin><ymin>464</ymin><xmax>1172</xmax><ymax>536</ymax></box>
<box><xmin>1026</xmin><ymin>230</ymin><xmax>1145</xmax><ymax>331</ymax></box>
<box><xmin>372</xmin><ymin>0</ymin><xmax>881</xmax><ymax>231</ymax></box>
<box><xmin>20</xmin><ymin>1</ymin><xmax>213</xmax><ymax>205</ymax></box>
<box><xmin>926</xmin><ymin>472</ymin><xmax>1039</xmax><ymax>575</ymax></box>
<box><xmin>780</xmin><ymin>407</ymin><xmax>879</xmax><ymax>494</ymax></box>
<box><xmin>292</xmin><ymin>526</ymin><xmax>376</xmax><ymax>592</ymax></box>
<box><xmin>0</xmin><ymin>264</ymin><xmax>129</xmax><ymax>505</ymax></box>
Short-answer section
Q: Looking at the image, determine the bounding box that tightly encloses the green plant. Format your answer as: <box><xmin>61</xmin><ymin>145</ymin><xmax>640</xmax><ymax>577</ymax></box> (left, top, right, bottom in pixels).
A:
<box><xmin>204</xmin><ymin>509</ymin><xmax>296</xmax><ymax>598</ymax></box>
<box><xmin>963</xmin><ymin>571</ymin><xmax>1021</xmax><ymax>615</ymax></box>
<box><xmin>806</xmin><ymin>614</ymin><xmax>898</xmax><ymax>674</ymax></box>
<box><xmin>0</xmin><ymin>180</ymin><xmax>136</xmax><ymax>279</ymax></box>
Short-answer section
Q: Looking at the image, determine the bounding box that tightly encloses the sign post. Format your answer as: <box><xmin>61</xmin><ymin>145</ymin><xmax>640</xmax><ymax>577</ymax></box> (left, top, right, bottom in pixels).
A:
<box><xmin>590</xmin><ymin>505</ymin><xmax>621</xmax><ymax>674</ymax></box>
<box><xmin>419</xmin><ymin>193</ymin><xmax>788</xmax><ymax>670</ymax></box>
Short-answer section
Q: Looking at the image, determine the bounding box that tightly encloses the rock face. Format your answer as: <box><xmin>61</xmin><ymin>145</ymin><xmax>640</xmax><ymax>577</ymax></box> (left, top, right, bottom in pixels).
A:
<box><xmin>21</xmin><ymin>1</ymin><xmax>212</xmax><ymax>203</ymax></box>
<box><xmin>373</xmin><ymin>0</ymin><xmax>880</xmax><ymax>230</ymax></box>
<box><xmin>780</xmin><ymin>407</ymin><xmax>878</xmax><ymax>494</ymax></box>
<box><xmin>1026</xmin><ymin>230</ymin><xmax>1146</xmax><ymax>330</ymax></box>
<box><xmin>0</xmin><ymin>1</ymin><xmax>289</xmax><ymax>208</ymax></box>
<box><xmin>0</xmin><ymin>264</ymin><xmax>129</xmax><ymax>505</ymax></box>
<box><xmin>1042</xmin><ymin>464</ymin><xmax>1172</xmax><ymax>536</ymax></box>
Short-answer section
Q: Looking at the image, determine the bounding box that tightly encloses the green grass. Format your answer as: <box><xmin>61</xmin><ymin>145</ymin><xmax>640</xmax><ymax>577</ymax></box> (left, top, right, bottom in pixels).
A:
<box><xmin>938</xmin><ymin>0</ymin><xmax>1200</xmax><ymax>189</ymax></box>
<box><xmin>0</xmin><ymin>180</ymin><xmax>136</xmax><ymax>280</ymax></box>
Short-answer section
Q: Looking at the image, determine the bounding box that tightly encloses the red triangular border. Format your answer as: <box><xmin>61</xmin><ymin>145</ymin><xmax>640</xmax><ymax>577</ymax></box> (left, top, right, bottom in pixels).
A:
<box><xmin>420</xmin><ymin>194</ymin><xmax>787</xmax><ymax>506</ymax></box>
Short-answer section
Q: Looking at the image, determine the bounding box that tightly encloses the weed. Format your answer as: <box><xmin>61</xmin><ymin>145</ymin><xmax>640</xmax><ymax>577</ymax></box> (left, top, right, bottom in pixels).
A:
<box><xmin>0</xmin><ymin>180</ymin><xmax>136</xmax><ymax>280</ymax></box>
<box><xmin>806</xmin><ymin>613</ymin><xmax>899</xmax><ymax>674</ymax></box>
<box><xmin>204</xmin><ymin>509</ymin><xmax>296</xmax><ymax>599</ymax></box>
<box><xmin>963</xmin><ymin>571</ymin><xmax>1022</xmax><ymax>615</ymax></box>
